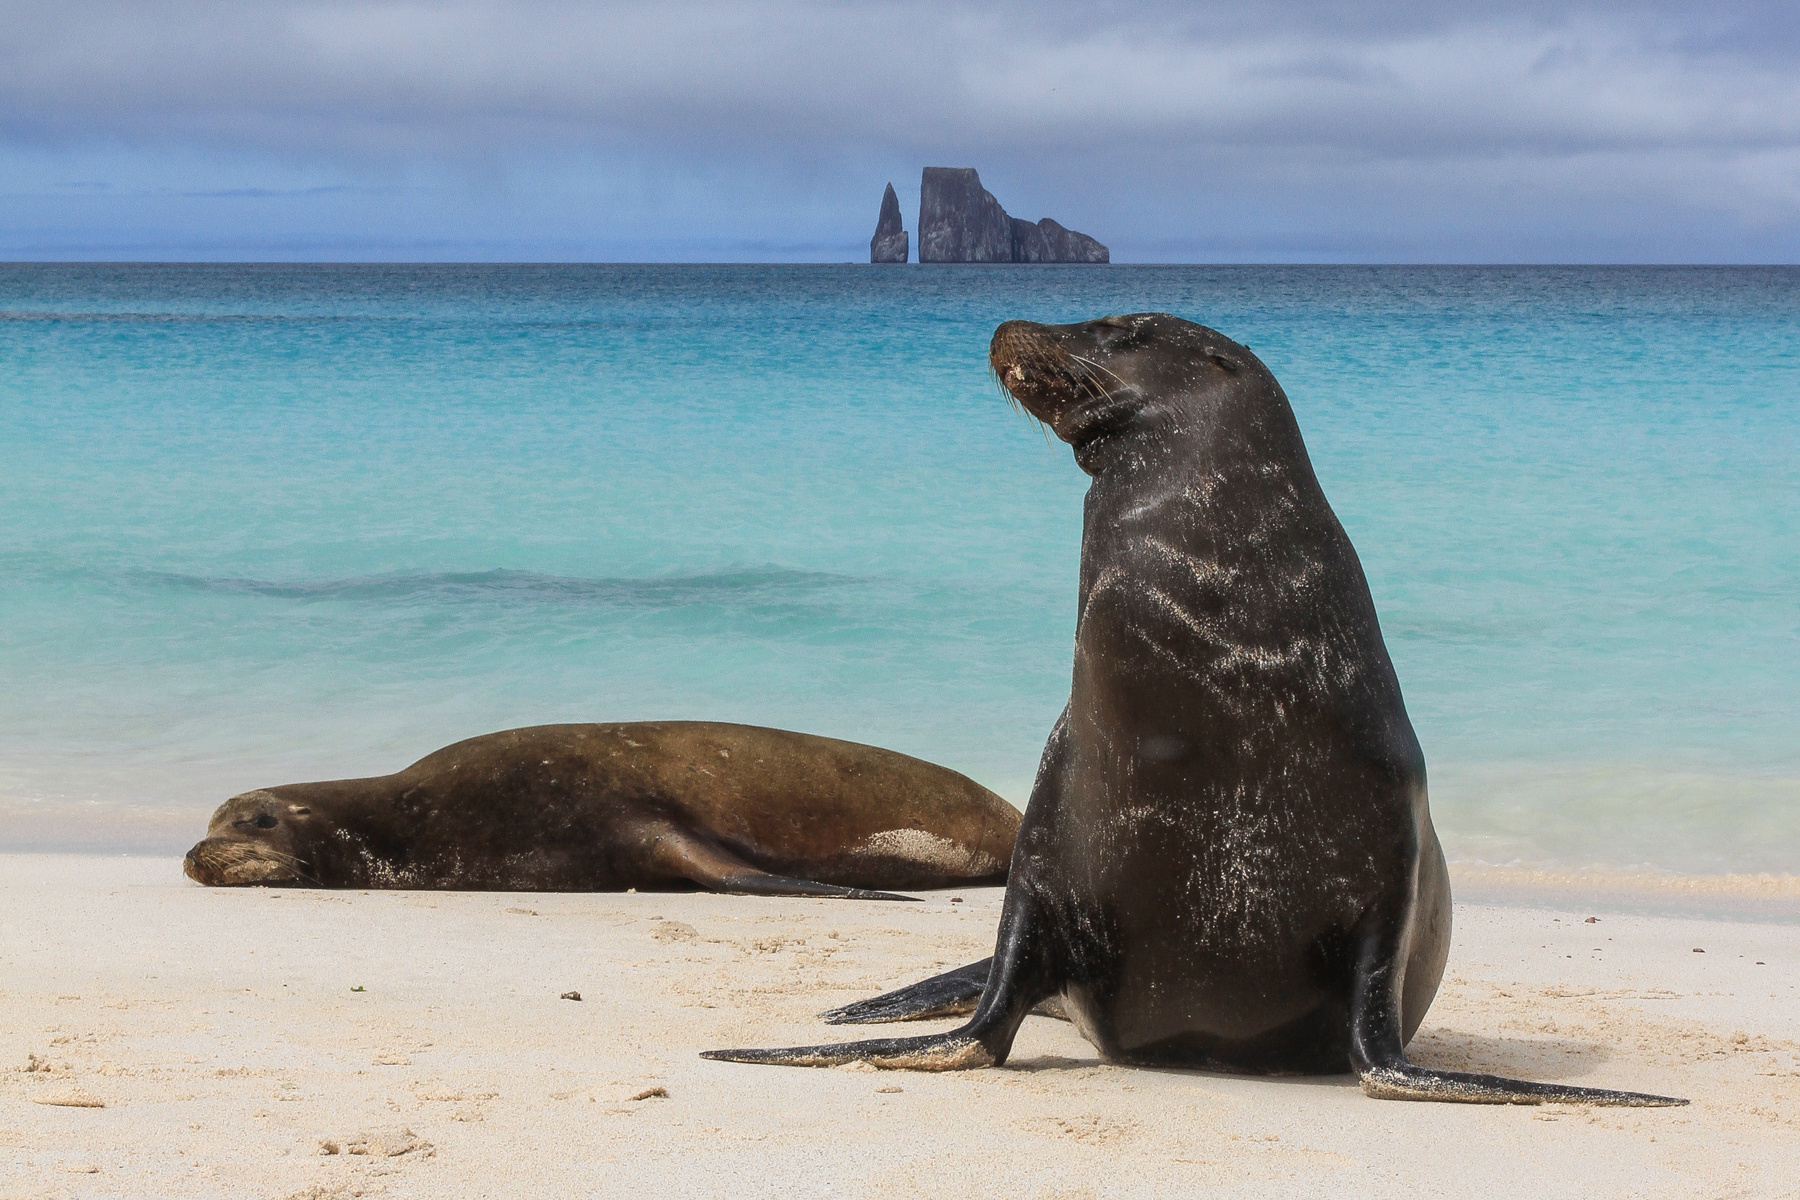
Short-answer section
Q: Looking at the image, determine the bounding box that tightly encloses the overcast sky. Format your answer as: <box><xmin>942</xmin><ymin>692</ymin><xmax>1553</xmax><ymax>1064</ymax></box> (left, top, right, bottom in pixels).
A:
<box><xmin>3</xmin><ymin>1</ymin><xmax>1797</xmax><ymax>261</ymax></box>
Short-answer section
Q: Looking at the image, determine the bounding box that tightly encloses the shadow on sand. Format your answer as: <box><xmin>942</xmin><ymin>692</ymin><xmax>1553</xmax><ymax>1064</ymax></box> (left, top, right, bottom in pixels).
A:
<box><xmin>994</xmin><ymin>1025</ymin><xmax>1614</xmax><ymax>1090</ymax></box>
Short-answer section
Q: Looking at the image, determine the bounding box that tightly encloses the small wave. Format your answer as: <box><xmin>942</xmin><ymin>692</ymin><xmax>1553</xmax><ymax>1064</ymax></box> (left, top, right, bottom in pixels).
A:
<box><xmin>0</xmin><ymin>310</ymin><xmax>344</xmax><ymax>324</ymax></box>
<box><xmin>0</xmin><ymin>311</ymin><xmax>653</xmax><ymax>330</ymax></box>
<box><xmin>146</xmin><ymin>566</ymin><xmax>863</xmax><ymax>608</ymax></box>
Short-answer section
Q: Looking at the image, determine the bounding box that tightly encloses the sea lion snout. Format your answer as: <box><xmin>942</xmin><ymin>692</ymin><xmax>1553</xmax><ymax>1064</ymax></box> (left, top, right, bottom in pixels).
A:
<box><xmin>991</xmin><ymin>321</ymin><xmax>1092</xmax><ymax>440</ymax></box>
<box><xmin>990</xmin><ymin>316</ymin><xmax>1161</xmax><ymax>449</ymax></box>
<box><xmin>183</xmin><ymin>835</ymin><xmax>308</xmax><ymax>886</ymax></box>
<box><xmin>989</xmin><ymin>320</ymin><xmax>1078</xmax><ymax>420</ymax></box>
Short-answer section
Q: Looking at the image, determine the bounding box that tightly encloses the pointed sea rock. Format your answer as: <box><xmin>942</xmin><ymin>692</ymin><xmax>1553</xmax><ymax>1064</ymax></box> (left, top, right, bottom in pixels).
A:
<box><xmin>870</xmin><ymin>182</ymin><xmax>909</xmax><ymax>263</ymax></box>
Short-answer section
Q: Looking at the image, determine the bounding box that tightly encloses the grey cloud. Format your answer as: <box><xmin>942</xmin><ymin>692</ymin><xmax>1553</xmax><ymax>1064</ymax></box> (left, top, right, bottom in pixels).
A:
<box><xmin>2</xmin><ymin>1</ymin><xmax>1796</xmax><ymax>159</ymax></box>
<box><xmin>1</xmin><ymin>1</ymin><xmax>1796</xmax><ymax>260</ymax></box>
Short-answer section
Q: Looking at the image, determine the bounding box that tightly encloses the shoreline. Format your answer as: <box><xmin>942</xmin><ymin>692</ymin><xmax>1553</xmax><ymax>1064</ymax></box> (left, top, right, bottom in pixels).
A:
<box><xmin>1451</xmin><ymin>863</ymin><xmax>1800</xmax><ymax>924</ymax></box>
<box><xmin>6</xmin><ymin>838</ymin><xmax>1796</xmax><ymax>921</ymax></box>
<box><xmin>4</xmin><ymin>854</ymin><xmax>1798</xmax><ymax>1198</ymax></box>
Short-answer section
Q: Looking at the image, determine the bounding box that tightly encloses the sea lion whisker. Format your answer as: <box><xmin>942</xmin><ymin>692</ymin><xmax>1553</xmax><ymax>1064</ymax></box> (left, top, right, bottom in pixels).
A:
<box><xmin>1049</xmin><ymin>351</ymin><xmax>1116</xmax><ymax>407</ymax></box>
<box><xmin>1036</xmin><ymin>349</ymin><xmax>1092</xmax><ymax>404</ymax></box>
<box><xmin>989</xmin><ymin>366</ymin><xmax>1021</xmax><ymax>416</ymax></box>
<box><xmin>993</xmin><ymin>360</ymin><xmax>1054</xmax><ymax>441</ymax></box>
<box><xmin>1073</xmin><ymin>366</ymin><xmax>1123</xmax><ymax>413</ymax></box>
<box><xmin>255</xmin><ymin>848</ymin><xmax>322</xmax><ymax>882</ymax></box>
<box><xmin>1067</xmin><ymin>353</ymin><xmax>1127</xmax><ymax>389</ymax></box>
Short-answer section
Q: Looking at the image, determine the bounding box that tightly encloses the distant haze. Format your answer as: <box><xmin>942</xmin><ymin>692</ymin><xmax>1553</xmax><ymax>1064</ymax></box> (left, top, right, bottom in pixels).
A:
<box><xmin>2</xmin><ymin>1</ymin><xmax>1797</xmax><ymax>261</ymax></box>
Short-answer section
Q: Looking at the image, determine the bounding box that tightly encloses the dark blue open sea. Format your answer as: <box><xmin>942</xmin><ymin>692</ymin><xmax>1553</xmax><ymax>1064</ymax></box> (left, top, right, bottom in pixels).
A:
<box><xmin>1</xmin><ymin>264</ymin><xmax>1794</xmax><ymax>872</ymax></box>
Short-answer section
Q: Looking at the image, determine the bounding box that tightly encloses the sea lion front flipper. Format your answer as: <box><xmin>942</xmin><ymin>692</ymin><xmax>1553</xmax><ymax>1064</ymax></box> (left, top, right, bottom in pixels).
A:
<box><xmin>820</xmin><ymin>958</ymin><xmax>1073</xmax><ymax>1024</ymax></box>
<box><xmin>1347</xmin><ymin>901</ymin><xmax>1688</xmax><ymax>1107</ymax></box>
<box><xmin>647</xmin><ymin>825</ymin><xmax>919</xmax><ymax>902</ymax></box>
<box><xmin>705</xmin><ymin>888</ymin><xmax>1058</xmax><ymax>1068</ymax></box>
<box><xmin>821</xmin><ymin>959</ymin><xmax>994</xmax><ymax>1024</ymax></box>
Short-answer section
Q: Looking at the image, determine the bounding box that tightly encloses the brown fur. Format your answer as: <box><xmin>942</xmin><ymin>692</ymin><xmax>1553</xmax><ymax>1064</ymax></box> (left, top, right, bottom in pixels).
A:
<box><xmin>185</xmin><ymin>722</ymin><xmax>1019</xmax><ymax>899</ymax></box>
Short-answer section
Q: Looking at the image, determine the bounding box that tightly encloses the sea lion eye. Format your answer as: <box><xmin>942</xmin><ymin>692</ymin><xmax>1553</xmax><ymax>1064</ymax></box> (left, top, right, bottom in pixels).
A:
<box><xmin>253</xmin><ymin>813</ymin><xmax>278</xmax><ymax>829</ymax></box>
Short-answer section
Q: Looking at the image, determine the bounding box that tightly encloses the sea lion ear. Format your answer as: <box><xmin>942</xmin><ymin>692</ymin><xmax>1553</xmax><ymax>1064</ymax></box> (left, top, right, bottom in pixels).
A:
<box><xmin>1209</xmin><ymin>353</ymin><xmax>1241</xmax><ymax>374</ymax></box>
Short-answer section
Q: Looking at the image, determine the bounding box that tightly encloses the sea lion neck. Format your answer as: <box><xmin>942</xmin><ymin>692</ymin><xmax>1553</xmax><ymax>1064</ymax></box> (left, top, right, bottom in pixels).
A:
<box><xmin>1067</xmin><ymin>388</ymin><xmax>1217</xmax><ymax>479</ymax></box>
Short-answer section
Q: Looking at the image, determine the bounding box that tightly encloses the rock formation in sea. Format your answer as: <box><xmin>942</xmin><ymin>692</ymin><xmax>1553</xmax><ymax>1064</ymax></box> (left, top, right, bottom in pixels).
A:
<box><xmin>917</xmin><ymin>168</ymin><xmax>1014</xmax><ymax>263</ymax></box>
<box><xmin>916</xmin><ymin>168</ymin><xmax>1107</xmax><ymax>264</ymax></box>
<box><xmin>870</xmin><ymin>182</ymin><xmax>910</xmax><ymax>263</ymax></box>
<box><xmin>1011</xmin><ymin>216</ymin><xmax>1109</xmax><ymax>264</ymax></box>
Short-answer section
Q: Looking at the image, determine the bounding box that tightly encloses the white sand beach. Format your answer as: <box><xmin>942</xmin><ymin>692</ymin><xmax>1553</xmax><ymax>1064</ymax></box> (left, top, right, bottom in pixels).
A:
<box><xmin>3</xmin><ymin>854</ymin><xmax>1798</xmax><ymax>1200</ymax></box>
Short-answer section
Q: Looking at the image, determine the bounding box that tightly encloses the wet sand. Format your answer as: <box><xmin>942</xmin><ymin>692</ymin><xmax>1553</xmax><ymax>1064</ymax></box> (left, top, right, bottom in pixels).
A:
<box><xmin>3</xmin><ymin>855</ymin><xmax>1797</xmax><ymax>1199</ymax></box>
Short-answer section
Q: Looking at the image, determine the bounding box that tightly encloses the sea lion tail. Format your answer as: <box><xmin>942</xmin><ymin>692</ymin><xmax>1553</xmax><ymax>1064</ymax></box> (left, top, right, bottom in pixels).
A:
<box><xmin>821</xmin><ymin>959</ymin><xmax>993</xmax><ymax>1024</ymax></box>
<box><xmin>1357</xmin><ymin>1065</ymin><xmax>1687</xmax><ymax>1107</ymax></box>
<box><xmin>702</xmin><ymin>1031</ymin><xmax>996</xmax><ymax>1071</ymax></box>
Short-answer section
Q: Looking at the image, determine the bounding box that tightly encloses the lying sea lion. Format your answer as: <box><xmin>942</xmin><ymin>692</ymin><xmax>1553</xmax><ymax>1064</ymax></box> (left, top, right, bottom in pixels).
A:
<box><xmin>704</xmin><ymin>315</ymin><xmax>1684</xmax><ymax>1104</ymax></box>
<box><xmin>184</xmin><ymin>722</ymin><xmax>1018</xmax><ymax>900</ymax></box>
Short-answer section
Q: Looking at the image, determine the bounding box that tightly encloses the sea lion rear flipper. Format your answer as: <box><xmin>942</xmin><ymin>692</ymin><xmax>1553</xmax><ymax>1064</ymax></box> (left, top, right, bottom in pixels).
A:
<box><xmin>648</xmin><ymin>825</ymin><xmax>919</xmax><ymax>902</ymax></box>
<box><xmin>706</xmin><ymin>889</ymin><xmax>1057</xmax><ymax>1068</ymax></box>
<box><xmin>1353</xmin><ymin>1063</ymin><xmax>1687</xmax><ymax>1106</ymax></box>
<box><xmin>821</xmin><ymin>959</ymin><xmax>994</xmax><ymax>1024</ymax></box>
<box><xmin>1348</xmin><ymin>901</ymin><xmax>1688</xmax><ymax>1107</ymax></box>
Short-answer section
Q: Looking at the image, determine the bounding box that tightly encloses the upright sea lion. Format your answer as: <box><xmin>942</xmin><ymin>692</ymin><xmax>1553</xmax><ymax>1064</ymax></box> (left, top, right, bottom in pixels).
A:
<box><xmin>184</xmin><ymin>722</ymin><xmax>1018</xmax><ymax>900</ymax></box>
<box><xmin>705</xmin><ymin>315</ymin><xmax>1684</xmax><ymax>1104</ymax></box>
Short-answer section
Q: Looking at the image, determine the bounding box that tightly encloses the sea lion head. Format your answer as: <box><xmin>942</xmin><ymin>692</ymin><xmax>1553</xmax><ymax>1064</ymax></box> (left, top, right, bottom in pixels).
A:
<box><xmin>183</xmin><ymin>789</ymin><xmax>320</xmax><ymax>886</ymax></box>
<box><xmin>990</xmin><ymin>313</ymin><xmax>1263</xmax><ymax>470</ymax></box>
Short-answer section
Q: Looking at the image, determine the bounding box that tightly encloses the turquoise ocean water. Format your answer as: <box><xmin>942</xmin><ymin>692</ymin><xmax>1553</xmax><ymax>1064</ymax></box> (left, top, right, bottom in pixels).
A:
<box><xmin>1</xmin><ymin>264</ymin><xmax>1795</xmax><ymax>873</ymax></box>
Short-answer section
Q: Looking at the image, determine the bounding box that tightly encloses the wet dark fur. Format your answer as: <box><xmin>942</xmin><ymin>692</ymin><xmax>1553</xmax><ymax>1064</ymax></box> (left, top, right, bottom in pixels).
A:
<box><xmin>185</xmin><ymin>722</ymin><xmax>1019</xmax><ymax>900</ymax></box>
<box><xmin>704</xmin><ymin>315</ymin><xmax>1684</xmax><ymax>1105</ymax></box>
